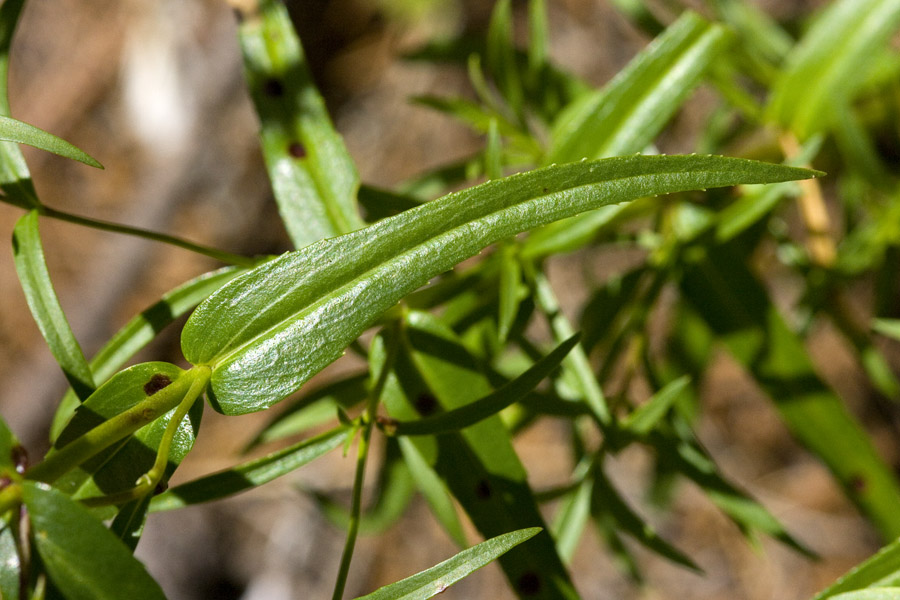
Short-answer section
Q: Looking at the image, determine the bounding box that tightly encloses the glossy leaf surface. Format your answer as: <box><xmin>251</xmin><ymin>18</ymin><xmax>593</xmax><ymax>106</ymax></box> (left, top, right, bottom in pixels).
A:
<box><xmin>182</xmin><ymin>155</ymin><xmax>818</xmax><ymax>415</ymax></box>
<box><xmin>23</xmin><ymin>482</ymin><xmax>166</xmax><ymax>600</ymax></box>
<box><xmin>352</xmin><ymin>528</ymin><xmax>541</xmax><ymax>600</ymax></box>
<box><xmin>238</xmin><ymin>0</ymin><xmax>362</xmax><ymax>247</ymax></box>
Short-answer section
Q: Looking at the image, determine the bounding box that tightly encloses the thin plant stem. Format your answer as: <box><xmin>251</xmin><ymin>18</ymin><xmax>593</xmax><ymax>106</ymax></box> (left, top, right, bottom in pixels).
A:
<box><xmin>37</xmin><ymin>205</ymin><xmax>257</xmax><ymax>267</ymax></box>
<box><xmin>26</xmin><ymin>367</ymin><xmax>211</xmax><ymax>485</ymax></box>
<box><xmin>331</xmin><ymin>321</ymin><xmax>402</xmax><ymax>600</ymax></box>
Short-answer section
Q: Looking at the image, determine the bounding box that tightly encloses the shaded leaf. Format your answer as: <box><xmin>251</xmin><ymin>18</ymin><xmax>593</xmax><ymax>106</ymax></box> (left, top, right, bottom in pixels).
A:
<box><xmin>351</xmin><ymin>528</ymin><xmax>541</xmax><ymax>600</ymax></box>
<box><xmin>622</xmin><ymin>376</ymin><xmax>690</xmax><ymax>437</ymax></box>
<box><xmin>23</xmin><ymin>482</ymin><xmax>165</xmax><ymax>600</ymax></box>
<box><xmin>385</xmin><ymin>334</ymin><xmax>578</xmax><ymax>437</ymax></box>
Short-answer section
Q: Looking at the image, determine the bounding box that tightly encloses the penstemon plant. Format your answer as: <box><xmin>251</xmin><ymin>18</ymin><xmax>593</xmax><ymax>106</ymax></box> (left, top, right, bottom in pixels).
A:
<box><xmin>2</xmin><ymin>0</ymin><xmax>900</xmax><ymax>598</ymax></box>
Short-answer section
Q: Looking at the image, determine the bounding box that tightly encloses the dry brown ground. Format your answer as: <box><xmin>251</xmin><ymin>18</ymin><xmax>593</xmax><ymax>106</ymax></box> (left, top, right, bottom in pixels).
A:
<box><xmin>0</xmin><ymin>1</ymin><xmax>887</xmax><ymax>599</ymax></box>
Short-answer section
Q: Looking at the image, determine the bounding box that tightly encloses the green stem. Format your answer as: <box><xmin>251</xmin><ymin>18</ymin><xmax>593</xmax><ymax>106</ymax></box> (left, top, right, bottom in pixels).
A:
<box><xmin>26</xmin><ymin>367</ymin><xmax>211</xmax><ymax>484</ymax></box>
<box><xmin>525</xmin><ymin>263</ymin><xmax>611</xmax><ymax>427</ymax></box>
<box><xmin>35</xmin><ymin>205</ymin><xmax>256</xmax><ymax>267</ymax></box>
<box><xmin>331</xmin><ymin>322</ymin><xmax>402</xmax><ymax>600</ymax></box>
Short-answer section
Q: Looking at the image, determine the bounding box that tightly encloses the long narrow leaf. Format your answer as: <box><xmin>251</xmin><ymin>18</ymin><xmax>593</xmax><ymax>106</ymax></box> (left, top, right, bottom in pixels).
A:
<box><xmin>12</xmin><ymin>210</ymin><xmax>94</xmax><ymax>399</ymax></box>
<box><xmin>238</xmin><ymin>0</ymin><xmax>362</xmax><ymax>247</ymax></box>
<box><xmin>150</xmin><ymin>426</ymin><xmax>348</xmax><ymax>511</ymax></box>
<box><xmin>351</xmin><ymin>528</ymin><xmax>541</xmax><ymax>600</ymax></box>
<box><xmin>0</xmin><ymin>115</ymin><xmax>101</xmax><ymax>168</ymax></box>
<box><xmin>181</xmin><ymin>155</ymin><xmax>819</xmax><ymax>416</ymax></box>
<box><xmin>813</xmin><ymin>536</ymin><xmax>900</xmax><ymax>599</ymax></box>
<box><xmin>386</xmin><ymin>334</ymin><xmax>578</xmax><ymax>437</ymax></box>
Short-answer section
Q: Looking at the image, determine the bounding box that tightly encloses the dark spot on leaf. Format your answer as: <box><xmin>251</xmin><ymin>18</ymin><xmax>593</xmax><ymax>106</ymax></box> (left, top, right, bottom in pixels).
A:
<box><xmin>263</xmin><ymin>78</ymin><xmax>284</xmax><ymax>97</ymax></box>
<box><xmin>144</xmin><ymin>374</ymin><xmax>173</xmax><ymax>396</ymax></box>
<box><xmin>475</xmin><ymin>479</ymin><xmax>492</xmax><ymax>499</ymax></box>
<box><xmin>0</xmin><ymin>476</ymin><xmax>11</xmax><ymax>490</ymax></box>
<box><xmin>849</xmin><ymin>474</ymin><xmax>866</xmax><ymax>493</ymax></box>
<box><xmin>154</xmin><ymin>481</ymin><xmax>169</xmax><ymax>495</ymax></box>
<box><xmin>414</xmin><ymin>392</ymin><xmax>438</xmax><ymax>416</ymax></box>
<box><xmin>516</xmin><ymin>572</ymin><xmax>541</xmax><ymax>596</ymax></box>
<box><xmin>11</xmin><ymin>445</ymin><xmax>27</xmax><ymax>474</ymax></box>
<box><xmin>542</xmin><ymin>187</ymin><xmax>549</xmax><ymax>193</ymax></box>
<box><xmin>288</xmin><ymin>142</ymin><xmax>306</xmax><ymax>158</ymax></box>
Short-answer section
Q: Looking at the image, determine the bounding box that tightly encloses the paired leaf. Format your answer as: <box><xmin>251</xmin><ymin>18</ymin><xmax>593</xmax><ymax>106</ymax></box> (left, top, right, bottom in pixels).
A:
<box><xmin>150</xmin><ymin>426</ymin><xmax>348</xmax><ymax>511</ymax></box>
<box><xmin>12</xmin><ymin>210</ymin><xmax>94</xmax><ymax>399</ymax></box>
<box><xmin>22</xmin><ymin>482</ymin><xmax>166</xmax><ymax>600</ymax></box>
<box><xmin>351</xmin><ymin>528</ymin><xmax>541</xmax><ymax>600</ymax></box>
<box><xmin>182</xmin><ymin>155</ymin><xmax>818</xmax><ymax>416</ymax></box>
<box><xmin>238</xmin><ymin>0</ymin><xmax>362</xmax><ymax>247</ymax></box>
<box><xmin>0</xmin><ymin>115</ymin><xmax>101</xmax><ymax>168</ymax></box>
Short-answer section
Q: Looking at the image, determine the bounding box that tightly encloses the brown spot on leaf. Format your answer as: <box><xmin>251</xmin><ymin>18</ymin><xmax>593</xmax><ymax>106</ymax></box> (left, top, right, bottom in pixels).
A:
<box><xmin>144</xmin><ymin>374</ymin><xmax>172</xmax><ymax>396</ymax></box>
<box><xmin>263</xmin><ymin>78</ymin><xmax>284</xmax><ymax>97</ymax></box>
<box><xmin>288</xmin><ymin>142</ymin><xmax>306</xmax><ymax>158</ymax></box>
<box><xmin>414</xmin><ymin>392</ymin><xmax>438</xmax><ymax>416</ymax></box>
<box><xmin>475</xmin><ymin>479</ymin><xmax>492</xmax><ymax>499</ymax></box>
<box><xmin>516</xmin><ymin>572</ymin><xmax>541</xmax><ymax>596</ymax></box>
<box><xmin>849</xmin><ymin>474</ymin><xmax>867</xmax><ymax>493</ymax></box>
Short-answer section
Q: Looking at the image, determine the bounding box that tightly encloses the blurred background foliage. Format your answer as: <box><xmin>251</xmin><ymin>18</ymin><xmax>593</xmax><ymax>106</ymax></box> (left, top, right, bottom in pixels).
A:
<box><xmin>3</xmin><ymin>0</ymin><xmax>900</xmax><ymax>598</ymax></box>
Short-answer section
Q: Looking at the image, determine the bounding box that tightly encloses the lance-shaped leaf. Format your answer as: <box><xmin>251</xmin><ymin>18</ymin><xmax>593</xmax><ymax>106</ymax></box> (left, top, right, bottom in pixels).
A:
<box><xmin>0</xmin><ymin>115</ymin><xmax>101</xmax><ymax>168</ymax></box>
<box><xmin>381</xmin><ymin>312</ymin><xmax>579</xmax><ymax>599</ymax></box>
<box><xmin>23</xmin><ymin>482</ymin><xmax>166</xmax><ymax>600</ymax></box>
<box><xmin>238</xmin><ymin>0</ymin><xmax>362</xmax><ymax>247</ymax></box>
<box><xmin>352</xmin><ymin>528</ymin><xmax>541</xmax><ymax>600</ymax></box>
<box><xmin>182</xmin><ymin>154</ymin><xmax>819</xmax><ymax>415</ymax></box>
<box><xmin>150</xmin><ymin>426</ymin><xmax>348</xmax><ymax>511</ymax></box>
<box><xmin>767</xmin><ymin>0</ymin><xmax>900</xmax><ymax>139</ymax></box>
<box><xmin>0</xmin><ymin>523</ymin><xmax>18</xmax><ymax>600</ymax></box>
<box><xmin>621</xmin><ymin>376</ymin><xmax>690</xmax><ymax>437</ymax></box>
<box><xmin>49</xmin><ymin>266</ymin><xmax>243</xmax><ymax>442</ymax></box>
<box><xmin>813</xmin><ymin>536</ymin><xmax>900</xmax><ymax>599</ymax></box>
<box><xmin>548</xmin><ymin>12</ymin><xmax>728</xmax><ymax>164</ymax></box>
<box><xmin>0</xmin><ymin>0</ymin><xmax>39</xmax><ymax>208</ymax></box>
<box><xmin>385</xmin><ymin>334</ymin><xmax>577</xmax><ymax>437</ymax></box>
<box><xmin>13</xmin><ymin>210</ymin><xmax>94</xmax><ymax>399</ymax></box>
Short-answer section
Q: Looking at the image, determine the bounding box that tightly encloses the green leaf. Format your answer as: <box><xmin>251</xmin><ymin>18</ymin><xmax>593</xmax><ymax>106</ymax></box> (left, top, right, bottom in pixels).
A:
<box><xmin>12</xmin><ymin>210</ymin><xmax>94</xmax><ymax>399</ymax></box>
<box><xmin>50</xmin><ymin>266</ymin><xmax>243</xmax><ymax>442</ymax></box>
<box><xmin>351</xmin><ymin>528</ymin><xmax>541</xmax><ymax>600</ymax></box>
<box><xmin>238</xmin><ymin>0</ymin><xmax>362</xmax><ymax>247</ymax></box>
<box><xmin>813</xmin><ymin>536</ymin><xmax>900</xmax><ymax>599</ymax></box>
<box><xmin>386</xmin><ymin>334</ymin><xmax>578</xmax><ymax>436</ymax></box>
<box><xmin>767</xmin><ymin>0</ymin><xmax>900</xmax><ymax>138</ymax></box>
<box><xmin>497</xmin><ymin>243</ymin><xmax>521</xmax><ymax>343</ymax></box>
<box><xmin>0</xmin><ymin>522</ymin><xmax>20</xmax><ymax>600</ymax></box>
<box><xmin>486</xmin><ymin>0</ymin><xmax>524</xmax><ymax>119</ymax></box>
<box><xmin>22</xmin><ymin>482</ymin><xmax>166</xmax><ymax>600</ymax></box>
<box><xmin>873</xmin><ymin>319</ymin><xmax>900</xmax><ymax>342</ymax></box>
<box><xmin>831</xmin><ymin>589</ymin><xmax>900</xmax><ymax>600</ymax></box>
<box><xmin>248</xmin><ymin>373</ymin><xmax>368</xmax><ymax>447</ymax></box>
<box><xmin>51</xmin><ymin>362</ymin><xmax>201</xmax><ymax>505</ymax></box>
<box><xmin>0</xmin><ymin>116</ymin><xmax>101</xmax><ymax>168</ymax></box>
<box><xmin>0</xmin><ymin>0</ymin><xmax>39</xmax><ymax>208</ymax></box>
<box><xmin>681</xmin><ymin>244</ymin><xmax>900</xmax><ymax>540</ymax></box>
<box><xmin>182</xmin><ymin>154</ymin><xmax>819</xmax><ymax>415</ymax></box>
<box><xmin>382</xmin><ymin>312</ymin><xmax>579</xmax><ymax>599</ymax></box>
<box><xmin>150</xmin><ymin>426</ymin><xmax>348</xmax><ymax>511</ymax></box>
<box><xmin>591</xmin><ymin>463</ymin><xmax>699</xmax><ymax>572</ymax></box>
<box><xmin>550</xmin><ymin>464</ymin><xmax>592</xmax><ymax>565</ymax></box>
<box><xmin>622</xmin><ymin>376</ymin><xmax>690</xmax><ymax>436</ymax></box>
<box><xmin>548</xmin><ymin>12</ymin><xmax>728</xmax><ymax>163</ymax></box>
